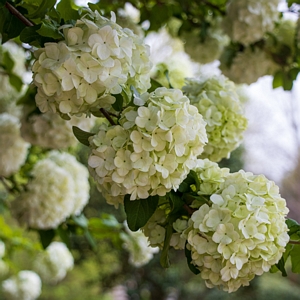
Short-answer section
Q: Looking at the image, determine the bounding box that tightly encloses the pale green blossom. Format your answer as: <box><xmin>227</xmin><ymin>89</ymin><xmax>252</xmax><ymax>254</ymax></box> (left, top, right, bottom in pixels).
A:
<box><xmin>183</xmin><ymin>75</ymin><xmax>247</xmax><ymax>161</ymax></box>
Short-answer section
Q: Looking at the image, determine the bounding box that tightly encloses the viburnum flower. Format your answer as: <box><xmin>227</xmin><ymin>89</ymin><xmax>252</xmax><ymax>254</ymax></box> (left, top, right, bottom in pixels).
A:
<box><xmin>181</xmin><ymin>18</ymin><xmax>229</xmax><ymax>64</ymax></box>
<box><xmin>223</xmin><ymin>0</ymin><xmax>280</xmax><ymax>46</ymax></box>
<box><xmin>0</xmin><ymin>113</ymin><xmax>29</xmax><ymax>177</ymax></box>
<box><xmin>187</xmin><ymin>170</ymin><xmax>289</xmax><ymax>293</ymax></box>
<box><xmin>220</xmin><ymin>47</ymin><xmax>279</xmax><ymax>85</ymax></box>
<box><xmin>32</xmin><ymin>10</ymin><xmax>151</xmax><ymax>117</ymax></box>
<box><xmin>21</xmin><ymin>107</ymin><xmax>95</xmax><ymax>149</ymax></box>
<box><xmin>121</xmin><ymin>222</ymin><xmax>159</xmax><ymax>267</ymax></box>
<box><xmin>33</xmin><ymin>242</ymin><xmax>74</xmax><ymax>283</ymax></box>
<box><xmin>11</xmin><ymin>151</ymin><xmax>90</xmax><ymax>229</ymax></box>
<box><xmin>2</xmin><ymin>270</ymin><xmax>42</xmax><ymax>300</ymax></box>
<box><xmin>88</xmin><ymin>87</ymin><xmax>208</xmax><ymax>206</ymax></box>
<box><xmin>183</xmin><ymin>75</ymin><xmax>248</xmax><ymax>162</ymax></box>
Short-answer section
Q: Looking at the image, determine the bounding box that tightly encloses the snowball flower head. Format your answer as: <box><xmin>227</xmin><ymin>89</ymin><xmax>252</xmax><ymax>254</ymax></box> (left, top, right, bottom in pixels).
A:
<box><xmin>187</xmin><ymin>170</ymin><xmax>289</xmax><ymax>293</ymax></box>
<box><xmin>0</xmin><ymin>113</ymin><xmax>29</xmax><ymax>177</ymax></box>
<box><xmin>34</xmin><ymin>242</ymin><xmax>74</xmax><ymax>283</ymax></box>
<box><xmin>220</xmin><ymin>47</ymin><xmax>279</xmax><ymax>85</ymax></box>
<box><xmin>223</xmin><ymin>0</ymin><xmax>280</xmax><ymax>46</ymax></box>
<box><xmin>21</xmin><ymin>108</ymin><xmax>95</xmax><ymax>149</ymax></box>
<box><xmin>11</xmin><ymin>151</ymin><xmax>90</xmax><ymax>229</ymax></box>
<box><xmin>32</xmin><ymin>9</ymin><xmax>151</xmax><ymax>117</ymax></box>
<box><xmin>121</xmin><ymin>222</ymin><xmax>159</xmax><ymax>267</ymax></box>
<box><xmin>88</xmin><ymin>87</ymin><xmax>207</xmax><ymax>206</ymax></box>
<box><xmin>2</xmin><ymin>270</ymin><xmax>42</xmax><ymax>300</ymax></box>
<box><xmin>183</xmin><ymin>75</ymin><xmax>247</xmax><ymax>162</ymax></box>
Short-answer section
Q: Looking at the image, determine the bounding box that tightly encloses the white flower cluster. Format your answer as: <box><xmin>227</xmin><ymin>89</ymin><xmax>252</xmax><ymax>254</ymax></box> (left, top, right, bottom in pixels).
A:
<box><xmin>88</xmin><ymin>87</ymin><xmax>207</xmax><ymax>206</ymax></box>
<box><xmin>21</xmin><ymin>108</ymin><xmax>95</xmax><ymax>149</ymax></box>
<box><xmin>143</xmin><ymin>159</ymin><xmax>229</xmax><ymax>249</ymax></box>
<box><xmin>145</xmin><ymin>28</ymin><xmax>197</xmax><ymax>89</ymax></box>
<box><xmin>33</xmin><ymin>242</ymin><xmax>74</xmax><ymax>283</ymax></box>
<box><xmin>0</xmin><ymin>241</ymin><xmax>8</xmax><ymax>277</ymax></box>
<box><xmin>121</xmin><ymin>222</ymin><xmax>159</xmax><ymax>267</ymax></box>
<box><xmin>187</xmin><ymin>170</ymin><xmax>289</xmax><ymax>293</ymax></box>
<box><xmin>11</xmin><ymin>151</ymin><xmax>90</xmax><ymax>229</ymax></box>
<box><xmin>2</xmin><ymin>270</ymin><xmax>42</xmax><ymax>300</ymax></box>
<box><xmin>32</xmin><ymin>10</ymin><xmax>151</xmax><ymax>116</ymax></box>
<box><xmin>221</xmin><ymin>47</ymin><xmax>279</xmax><ymax>84</ymax></box>
<box><xmin>182</xmin><ymin>20</ymin><xmax>229</xmax><ymax>64</ymax></box>
<box><xmin>0</xmin><ymin>113</ymin><xmax>29</xmax><ymax>177</ymax></box>
<box><xmin>183</xmin><ymin>75</ymin><xmax>248</xmax><ymax>162</ymax></box>
<box><xmin>223</xmin><ymin>0</ymin><xmax>280</xmax><ymax>46</ymax></box>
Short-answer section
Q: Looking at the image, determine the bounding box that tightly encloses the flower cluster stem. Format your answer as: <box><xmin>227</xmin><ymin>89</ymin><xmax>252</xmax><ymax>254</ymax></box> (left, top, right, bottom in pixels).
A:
<box><xmin>5</xmin><ymin>2</ymin><xmax>35</xmax><ymax>27</ymax></box>
<box><xmin>100</xmin><ymin>108</ymin><xmax>116</xmax><ymax>126</ymax></box>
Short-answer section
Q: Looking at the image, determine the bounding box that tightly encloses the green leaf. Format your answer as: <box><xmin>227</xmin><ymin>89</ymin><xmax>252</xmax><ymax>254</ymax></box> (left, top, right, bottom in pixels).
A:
<box><xmin>273</xmin><ymin>70</ymin><xmax>284</xmax><ymax>89</ymax></box>
<box><xmin>24</xmin><ymin>0</ymin><xmax>56</xmax><ymax>19</ymax></box>
<box><xmin>178</xmin><ymin>171</ymin><xmax>197</xmax><ymax>193</ymax></box>
<box><xmin>291</xmin><ymin>244</ymin><xmax>300</xmax><ymax>273</ymax></box>
<box><xmin>169</xmin><ymin>191</ymin><xmax>184</xmax><ymax>214</ymax></box>
<box><xmin>56</xmin><ymin>225</ymin><xmax>71</xmax><ymax>248</ymax></box>
<box><xmin>185</xmin><ymin>244</ymin><xmax>200</xmax><ymax>275</ymax></box>
<box><xmin>9</xmin><ymin>74</ymin><xmax>23</xmax><ymax>92</ymax></box>
<box><xmin>36</xmin><ymin>20</ymin><xmax>63</xmax><ymax>39</ymax></box>
<box><xmin>148</xmin><ymin>78</ymin><xmax>163</xmax><ymax>93</ymax></box>
<box><xmin>124</xmin><ymin>194</ymin><xmax>159</xmax><ymax>231</ymax></box>
<box><xmin>112</xmin><ymin>93</ymin><xmax>123</xmax><ymax>111</ymax></box>
<box><xmin>38</xmin><ymin>229</ymin><xmax>55</xmax><ymax>249</ymax></box>
<box><xmin>160</xmin><ymin>220</ymin><xmax>173</xmax><ymax>268</ymax></box>
<box><xmin>20</xmin><ymin>24</ymin><xmax>45</xmax><ymax>46</ymax></box>
<box><xmin>56</xmin><ymin>0</ymin><xmax>80</xmax><ymax>21</ymax></box>
<box><xmin>286</xmin><ymin>218</ymin><xmax>300</xmax><ymax>238</ymax></box>
<box><xmin>72</xmin><ymin>214</ymin><xmax>88</xmax><ymax>229</ymax></box>
<box><xmin>2</xmin><ymin>51</ymin><xmax>14</xmax><ymax>72</ymax></box>
<box><xmin>84</xmin><ymin>229</ymin><xmax>97</xmax><ymax>250</ymax></box>
<box><xmin>72</xmin><ymin>126</ymin><xmax>95</xmax><ymax>146</ymax></box>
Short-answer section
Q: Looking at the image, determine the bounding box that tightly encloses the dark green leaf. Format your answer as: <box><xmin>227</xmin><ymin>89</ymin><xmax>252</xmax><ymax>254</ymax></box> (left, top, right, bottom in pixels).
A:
<box><xmin>57</xmin><ymin>0</ymin><xmax>80</xmax><ymax>21</ymax></box>
<box><xmin>286</xmin><ymin>218</ymin><xmax>300</xmax><ymax>237</ymax></box>
<box><xmin>84</xmin><ymin>229</ymin><xmax>97</xmax><ymax>250</ymax></box>
<box><xmin>25</xmin><ymin>0</ymin><xmax>56</xmax><ymax>19</ymax></box>
<box><xmin>185</xmin><ymin>243</ymin><xmax>200</xmax><ymax>275</ymax></box>
<box><xmin>169</xmin><ymin>191</ymin><xmax>184</xmax><ymax>214</ymax></box>
<box><xmin>9</xmin><ymin>74</ymin><xmax>23</xmax><ymax>92</ymax></box>
<box><xmin>160</xmin><ymin>220</ymin><xmax>173</xmax><ymax>268</ymax></box>
<box><xmin>288</xmin><ymin>68</ymin><xmax>300</xmax><ymax>81</ymax></box>
<box><xmin>20</xmin><ymin>24</ymin><xmax>45</xmax><ymax>46</ymax></box>
<box><xmin>56</xmin><ymin>225</ymin><xmax>71</xmax><ymax>248</ymax></box>
<box><xmin>124</xmin><ymin>194</ymin><xmax>159</xmax><ymax>231</ymax></box>
<box><xmin>148</xmin><ymin>78</ymin><xmax>163</xmax><ymax>93</ymax></box>
<box><xmin>179</xmin><ymin>170</ymin><xmax>197</xmax><ymax>193</ymax></box>
<box><xmin>273</xmin><ymin>70</ymin><xmax>284</xmax><ymax>89</ymax></box>
<box><xmin>112</xmin><ymin>93</ymin><xmax>123</xmax><ymax>111</ymax></box>
<box><xmin>72</xmin><ymin>126</ymin><xmax>95</xmax><ymax>146</ymax></box>
<box><xmin>38</xmin><ymin>229</ymin><xmax>55</xmax><ymax>249</ymax></box>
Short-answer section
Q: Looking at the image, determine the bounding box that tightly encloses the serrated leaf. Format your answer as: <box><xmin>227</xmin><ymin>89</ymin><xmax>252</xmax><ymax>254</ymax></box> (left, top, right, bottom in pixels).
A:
<box><xmin>38</xmin><ymin>229</ymin><xmax>55</xmax><ymax>249</ymax></box>
<box><xmin>112</xmin><ymin>93</ymin><xmax>123</xmax><ymax>111</ymax></box>
<box><xmin>57</xmin><ymin>0</ymin><xmax>79</xmax><ymax>21</ymax></box>
<box><xmin>9</xmin><ymin>73</ymin><xmax>23</xmax><ymax>92</ymax></box>
<box><xmin>72</xmin><ymin>126</ymin><xmax>94</xmax><ymax>146</ymax></box>
<box><xmin>185</xmin><ymin>243</ymin><xmax>200</xmax><ymax>275</ymax></box>
<box><xmin>124</xmin><ymin>194</ymin><xmax>159</xmax><ymax>231</ymax></box>
<box><xmin>291</xmin><ymin>244</ymin><xmax>300</xmax><ymax>273</ymax></box>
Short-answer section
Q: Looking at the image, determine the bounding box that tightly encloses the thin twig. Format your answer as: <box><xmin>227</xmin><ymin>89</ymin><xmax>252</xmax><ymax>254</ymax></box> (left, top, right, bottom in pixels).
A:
<box><xmin>289</xmin><ymin>240</ymin><xmax>300</xmax><ymax>245</ymax></box>
<box><xmin>5</xmin><ymin>2</ymin><xmax>35</xmax><ymax>27</ymax></box>
<box><xmin>100</xmin><ymin>108</ymin><xmax>116</xmax><ymax>125</ymax></box>
<box><xmin>183</xmin><ymin>203</ymin><xmax>195</xmax><ymax>216</ymax></box>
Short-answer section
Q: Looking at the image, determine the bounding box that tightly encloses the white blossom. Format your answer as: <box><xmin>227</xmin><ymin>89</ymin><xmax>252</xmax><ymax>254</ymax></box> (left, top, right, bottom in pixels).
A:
<box><xmin>121</xmin><ymin>222</ymin><xmax>159</xmax><ymax>267</ymax></box>
<box><xmin>183</xmin><ymin>75</ymin><xmax>248</xmax><ymax>161</ymax></box>
<box><xmin>187</xmin><ymin>170</ymin><xmax>289</xmax><ymax>293</ymax></box>
<box><xmin>223</xmin><ymin>0</ymin><xmax>280</xmax><ymax>46</ymax></box>
<box><xmin>11</xmin><ymin>151</ymin><xmax>90</xmax><ymax>229</ymax></box>
<box><xmin>33</xmin><ymin>10</ymin><xmax>151</xmax><ymax>116</ymax></box>
<box><xmin>88</xmin><ymin>87</ymin><xmax>208</xmax><ymax>204</ymax></box>
<box><xmin>2</xmin><ymin>270</ymin><xmax>42</xmax><ymax>300</ymax></box>
<box><xmin>0</xmin><ymin>113</ymin><xmax>29</xmax><ymax>177</ymax></box>
<box><xmin>33</xmin><ymin>242</ymin><xmax>74</xmax><ymax>283</ymax></box>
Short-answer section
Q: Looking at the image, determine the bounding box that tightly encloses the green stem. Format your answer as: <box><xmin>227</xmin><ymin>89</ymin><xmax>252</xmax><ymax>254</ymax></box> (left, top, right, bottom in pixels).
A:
<box><xmin>5</xmin><ymin>2</ymin><xmax>35</xmax><ymax>27</ymax></box>
<box><xmin>289</xmin><ymin>240</ymin><xmax>300</xmax><ymax>245</ymax></box>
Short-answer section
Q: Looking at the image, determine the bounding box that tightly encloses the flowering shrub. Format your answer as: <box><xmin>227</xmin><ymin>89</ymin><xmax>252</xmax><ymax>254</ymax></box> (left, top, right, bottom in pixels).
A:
<box><xmin>183</xmin><ymin>75</ymin><xmax>248</xmax><ymax>161</ymax></box>
<box><xmin>88</xmin><ymin>87</ymin><xmax>207</xmax><ymax>206</ymax></box>
<box><xmin>32</xmin><ymin>10</ymin><xmax>152</xmax><ymax>117</ymax></box>
<box><xmin>187</xmin><ymin>170</ymin><xmax>289</xmax><ymax>292</ymax></box>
